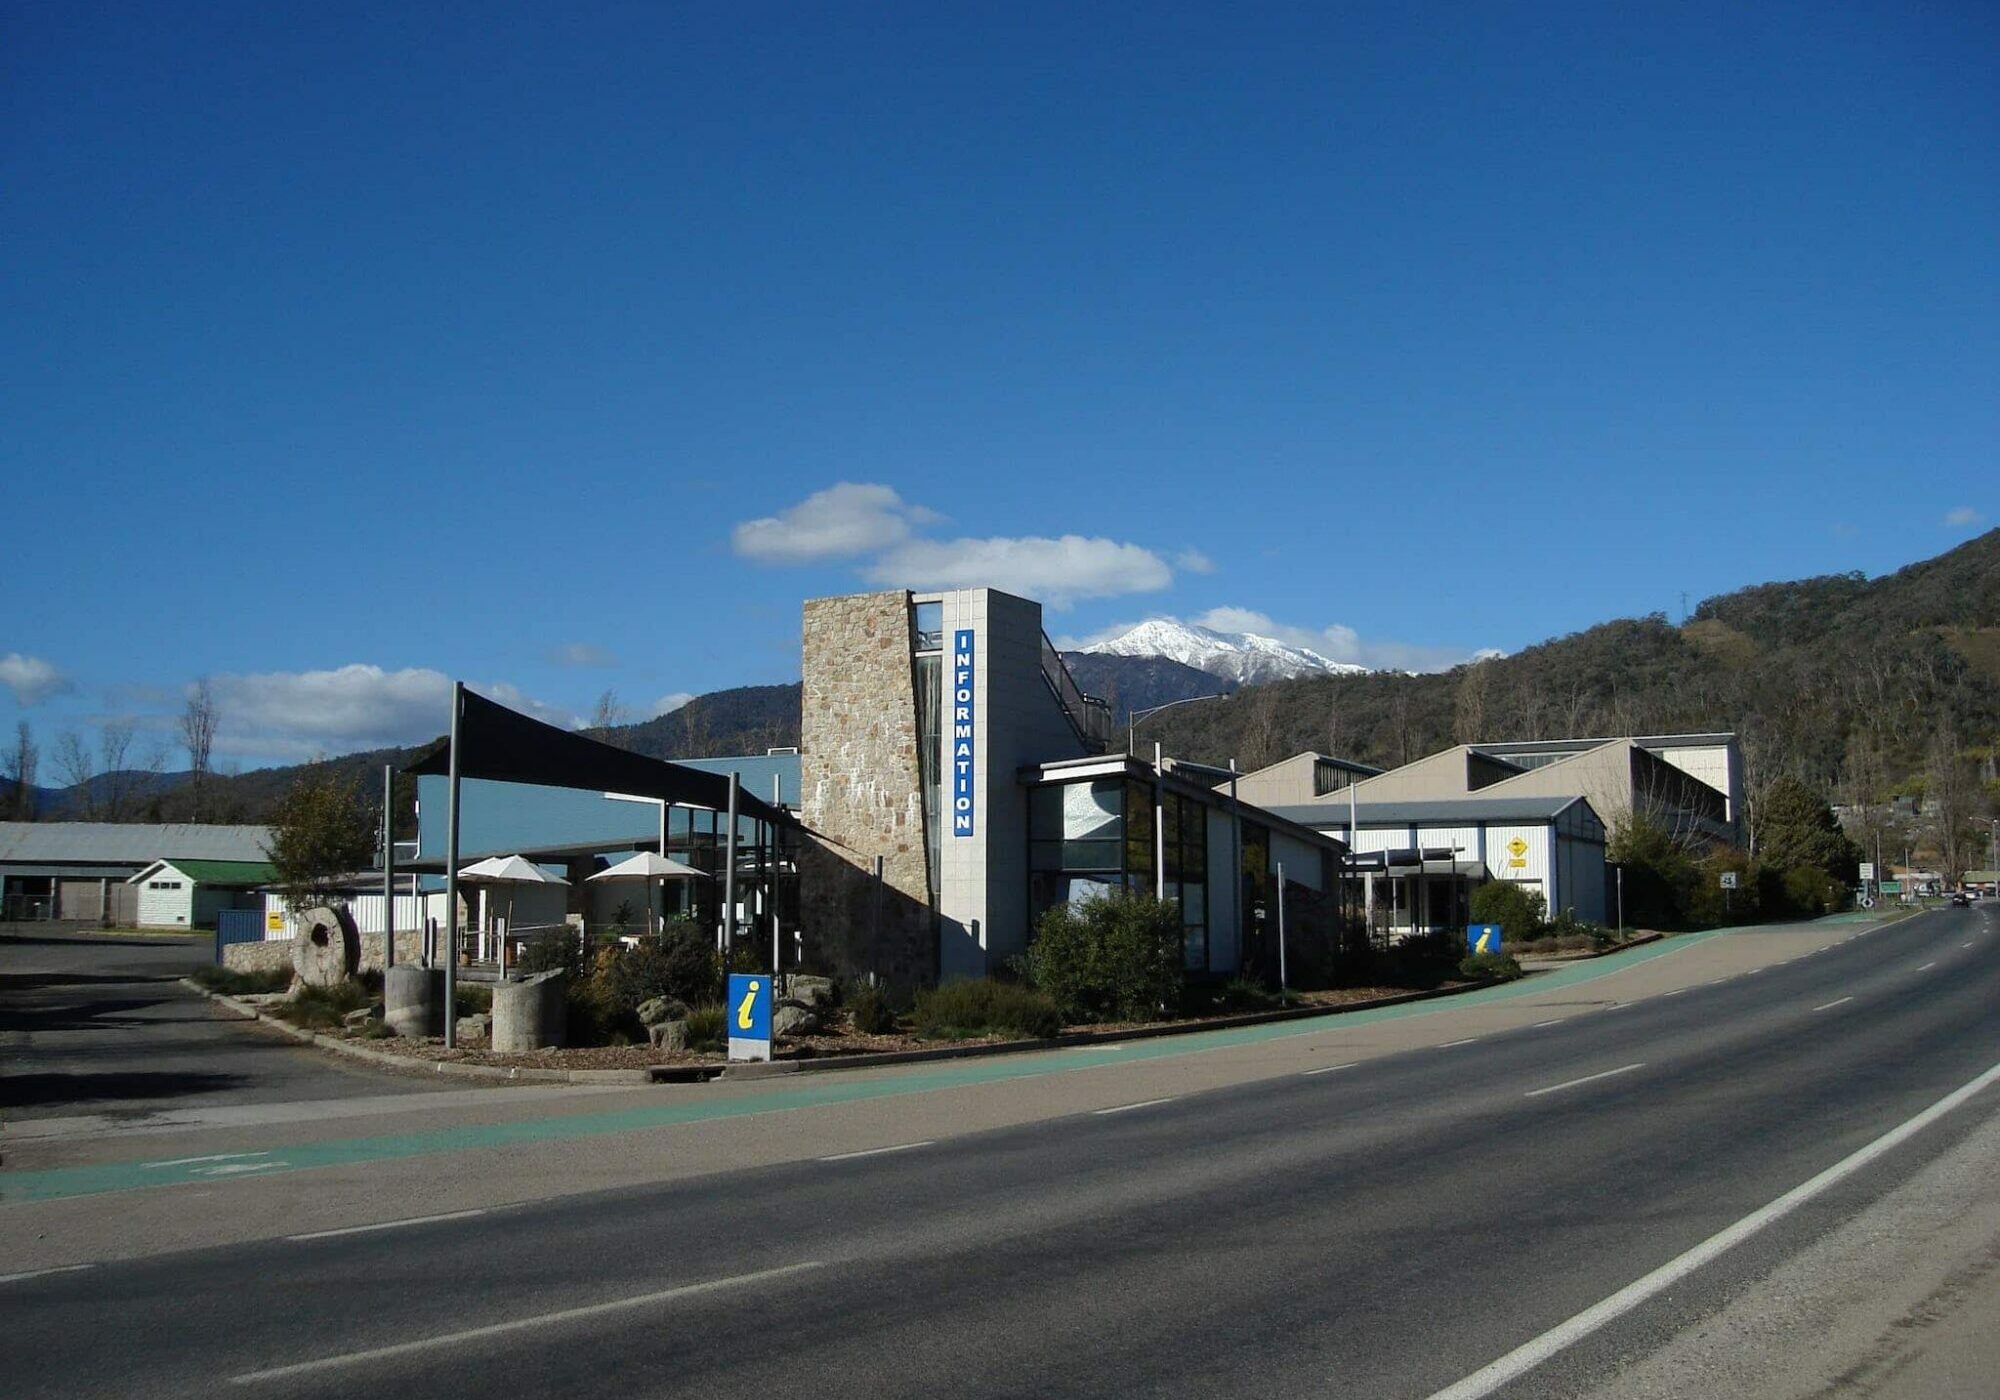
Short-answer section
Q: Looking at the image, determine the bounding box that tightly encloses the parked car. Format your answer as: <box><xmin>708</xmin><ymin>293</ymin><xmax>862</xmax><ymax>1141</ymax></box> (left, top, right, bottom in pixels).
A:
<box><xmin>1949</xmin><ymin>891</ymin><xmax>1970</xmax><ymax>908</ymax></box>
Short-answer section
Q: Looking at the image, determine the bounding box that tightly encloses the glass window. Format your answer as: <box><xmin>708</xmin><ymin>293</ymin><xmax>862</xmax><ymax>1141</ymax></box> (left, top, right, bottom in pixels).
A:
<box><xmin>913</xmin><ymin>601</ymin><xmax>943</xmax><ymax>652</ymax></box>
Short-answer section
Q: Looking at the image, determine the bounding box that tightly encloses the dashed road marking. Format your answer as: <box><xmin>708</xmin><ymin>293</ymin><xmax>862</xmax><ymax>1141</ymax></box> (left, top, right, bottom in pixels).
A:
<box><xmin>1524</xmin><ymin>1064</ymin><xmax>1646</xmax><ymax>1099</ymax></box>
<box><xmin>289</xmin><ymin>1209</ymin><xmax>488</xmax><ymax>1242</ymax></box>
<box><xmin>1811</xmin><ymin>997</ymin><xmax>1853</xmax><ymax>1012</ymax></box>
<box><xmin>1093</xmin><ymin>1097</ymin><xmax>1177</xmax><ymax>1116</ymax></box>
<box><xmin>818</xmin><ymin>1141</ymin><xmax>934</xmax><ymax>1162</ymax></box>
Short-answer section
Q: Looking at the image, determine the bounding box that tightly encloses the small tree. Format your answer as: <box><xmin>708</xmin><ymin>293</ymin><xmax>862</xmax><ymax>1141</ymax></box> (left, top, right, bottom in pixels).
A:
<box><xmin>1468</xmin><ymin>880</ymin><xmax>1546</xmax><ymax>940</ymax></box>
<box><xmin>267</xmin><ymin>767</ymin><xmax>378</xmax><ymax>910</ymax></box>
<box><xmin>181</xmin><ymin>677</ymin><xmax>219</xmax><ymax>821</ymax></box>
<box><xmin>1024</xmin><ymin>890</ymin><xmax>1183</xmax><ymax>1023</ymax></box>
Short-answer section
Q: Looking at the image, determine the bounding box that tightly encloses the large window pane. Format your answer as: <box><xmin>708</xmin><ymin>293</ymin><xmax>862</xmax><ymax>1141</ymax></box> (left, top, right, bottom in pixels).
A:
<box><xmin>1062</xmin><ymin>780</ymin><xmax>1123</xmax><ymax>841</ymax></box>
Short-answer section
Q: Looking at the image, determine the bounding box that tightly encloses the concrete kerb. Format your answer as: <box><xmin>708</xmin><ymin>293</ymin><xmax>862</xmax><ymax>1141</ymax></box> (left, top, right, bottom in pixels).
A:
<box><xmin>179</xmin><ymin>979</ymin><xmax>653</xmax><ymax>1086</ymax></box>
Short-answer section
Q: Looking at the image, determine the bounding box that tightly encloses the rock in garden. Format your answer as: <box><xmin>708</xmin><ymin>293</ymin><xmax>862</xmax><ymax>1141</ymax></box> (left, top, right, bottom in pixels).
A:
<box><xmin>455</xmin><ymin>1013</ymin><xmax>491</xmax><ymax>1042</ymax></box>
<box><xmin>342</xmin><ymin>1004</ymin><xmax>382</xmax><ymax>1028</ymax></box>
<box><xmin>781</xmin><ymin>975</ymin><xmax>836</xmax><ymax>1010</ymax></box>
<box><xmin>773</xmin><ymin>1004</ymin><xmax>820</xmax><ymax>1038</ymax></box>
<box><xmin>636</xmin><ymin>996</ymin><xmax>690</xmax><ymax>1027</ymax></box>
<box><xmin>647</xmin><ymin>1019</ymin><xmax>689</xmax><ymax>1051</ymax></box>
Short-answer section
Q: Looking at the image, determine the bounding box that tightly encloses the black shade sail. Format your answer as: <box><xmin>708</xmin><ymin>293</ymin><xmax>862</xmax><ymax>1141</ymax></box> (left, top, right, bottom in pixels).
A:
<box><xmin>405</xmin><ymin>686</ymin><xmax>794</xmax><ymax>828</ymax></box>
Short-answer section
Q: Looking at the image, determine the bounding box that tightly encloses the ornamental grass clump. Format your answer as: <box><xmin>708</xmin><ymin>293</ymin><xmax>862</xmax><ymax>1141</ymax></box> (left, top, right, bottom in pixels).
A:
<box><xmin>911</xmin><ymin>979</ymin><xmax>1062</xmax><ymax>1041</ymax></box>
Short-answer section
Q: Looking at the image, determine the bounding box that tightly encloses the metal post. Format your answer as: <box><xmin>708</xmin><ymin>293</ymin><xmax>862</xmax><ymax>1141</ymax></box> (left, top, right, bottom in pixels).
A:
<box><xmin>1154</xmin><ymin>742</ymin><xmax>1166</xmax><ymax>901</ymax></box>
<box><xmin>1229</xmin><ymin>759</ymin><xmax>1243</xmax><ymax>965</ymax></box>
<box><xmin>722</xmin><ymin>771</ymin><xmax>740</xmax><ymax>958</ymax></box>
<box><xmin>1275</xmin><ymin>861</ymin><xmax>1288</xmax><ymax>1001</ymax></box>
<box><xmin>382</xmin><ymin>764</ymin><xmax>396</xmax><ymax>969</ymax></box>
<box><xmin>442</xmin><ymin>682</ymin><xmax>463</xmax><ymax>1049</ymax></box>
<box><xmin>1616</xmin><ymin>864</ymin><xmax>1624</xmax><ymax>938</ymax></box>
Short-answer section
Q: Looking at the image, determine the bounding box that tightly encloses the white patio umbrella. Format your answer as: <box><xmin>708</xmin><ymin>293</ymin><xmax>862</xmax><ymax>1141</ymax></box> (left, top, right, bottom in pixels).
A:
<box><xmin>587</xmin><ymin>851</ymin><xmax>709</xmax><ymax>933</ymax></box>
<box><xmin>457</xmin><ymin>855</ymin><xmax>569</xmax><ymax>957</ymax></box>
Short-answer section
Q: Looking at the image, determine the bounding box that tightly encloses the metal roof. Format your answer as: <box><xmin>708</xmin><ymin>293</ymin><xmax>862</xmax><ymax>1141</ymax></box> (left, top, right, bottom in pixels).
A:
<box><xmin>1261</xmin><ymin>797</ymin><xmax>1585</xmax><ymax>827</ymax></box>
<box><xmin>133</xmin><ymin>858</ymin><xmax>282</xmax><ymax>886</ymax></box>
<box><xmin>0</xmin><ymin>822</ymin><xmax>273</xmax><ymax>866</ymax></box>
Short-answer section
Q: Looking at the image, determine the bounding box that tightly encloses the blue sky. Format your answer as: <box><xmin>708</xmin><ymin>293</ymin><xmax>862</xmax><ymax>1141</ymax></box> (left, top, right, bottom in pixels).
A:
<box><xmin>4</xmin><ymin>1</ymin><xmax>1994</xmax><ymax>768</ymax></box>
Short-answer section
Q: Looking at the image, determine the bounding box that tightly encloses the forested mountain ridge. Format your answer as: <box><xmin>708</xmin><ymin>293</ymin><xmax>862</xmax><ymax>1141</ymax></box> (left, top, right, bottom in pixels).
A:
<box><xmin>11</xmin><ymin>533</ymin><xmax>1995</xmax><ymax>825</ymax></box>
<box><xmin>1144</xmin><ymin>530</ymin><xmax>2000</xmax><ymax>801</ymax></box>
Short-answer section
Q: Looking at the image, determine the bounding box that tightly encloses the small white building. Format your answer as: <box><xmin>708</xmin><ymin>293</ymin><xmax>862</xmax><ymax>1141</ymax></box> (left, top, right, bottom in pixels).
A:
<box><xmin>1263</xmin><ymin>795</ymin><xmax>1610</xmax><ymax>926</ymax></box>
<box><xmin>127</xmin><ymin>859</ymin><xmax>277</xmax><ymax>929</ymax></box>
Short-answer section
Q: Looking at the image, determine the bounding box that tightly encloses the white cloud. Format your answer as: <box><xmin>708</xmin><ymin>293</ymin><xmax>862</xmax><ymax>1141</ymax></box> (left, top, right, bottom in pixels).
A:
<box><xmin>203</xmin><ymin>666</ymin><xmax>576</xmax><ymax>760</ymax></box>
<box><xmin>1186</xmin><ymin>606</ymin><xmax>1498</xmax><ymax>671</ymax></box>
<box><xmin>867</xmin><ymin>535</ymin><xmax>1174</xmax><ymax>609</ymax></box>
<box><xmin>549</xmin><ymin>642</ymin><xmax>617</xmax><ymax>668</ymax></box>
<box><xmin>0</xmin><ymin>653</ymin><xmax>72</xmax><ymax>706</ymax></box>
<box><xmin>1944</xmin><ymin>506</ymin><xmax>1984</xmax><ymax>528</ymax></box>
<box><xmin>1175</xmin><ymin>549</ymin><xmax>1216</xmax><ymax>574</ymax></box>
<box><xmin>650</xmin><ymin>692</ymin><xmax>695</xmax><ymax>718</ymax></box>
<box><xmin>732</xmin><ymin>483</ymin><xmax>942</xmax><ymax>564</ymax></box>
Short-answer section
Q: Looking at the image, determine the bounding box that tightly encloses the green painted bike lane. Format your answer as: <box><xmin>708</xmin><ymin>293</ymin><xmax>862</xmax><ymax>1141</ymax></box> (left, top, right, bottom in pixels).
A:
<box><xmin>7</xmin><ymin>921</ymin><xmax>1848</xmax><ymax>1205</ymax></box>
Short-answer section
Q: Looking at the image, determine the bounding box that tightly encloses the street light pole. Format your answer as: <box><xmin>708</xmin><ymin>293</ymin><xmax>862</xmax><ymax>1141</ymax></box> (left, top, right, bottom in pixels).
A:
<box><xmin>1127</xmin><ymin>693</ymin><xmax>1227</xmax><ymax>755</ymax></box>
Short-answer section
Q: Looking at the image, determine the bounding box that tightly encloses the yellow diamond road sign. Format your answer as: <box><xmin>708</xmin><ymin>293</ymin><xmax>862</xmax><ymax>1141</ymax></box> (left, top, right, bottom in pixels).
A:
<box><xmin>1506</xmin><ymin>837</ymin><xmax>1529</xmax><ymax>859</ymax></box>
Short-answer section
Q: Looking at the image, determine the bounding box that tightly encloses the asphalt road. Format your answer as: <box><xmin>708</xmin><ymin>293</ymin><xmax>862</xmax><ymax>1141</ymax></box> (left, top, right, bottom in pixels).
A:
<box><xmin>0</xmin><ymin>927</ymin><xmax>448</xmax><ymax>1125</ymax></box>
<box><xmin>4</xmin><ymin>904</ymin><xmax>1997</xmax><ymax>1399</ymax></box>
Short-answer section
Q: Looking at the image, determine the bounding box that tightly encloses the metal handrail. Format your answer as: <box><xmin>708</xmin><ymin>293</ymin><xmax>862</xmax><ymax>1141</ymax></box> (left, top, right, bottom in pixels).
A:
<box><xmin>1040</xmin><ymin>633</ymin><xmax>1114</xmax><ymax>750</ymax></box>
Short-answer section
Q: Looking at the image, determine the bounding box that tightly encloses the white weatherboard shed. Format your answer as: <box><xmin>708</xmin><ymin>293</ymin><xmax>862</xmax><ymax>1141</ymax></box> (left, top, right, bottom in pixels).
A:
<box><xmin>127</xmin><ymin>859</ymin><xmax>278</xmax><ymax>929</ymax></box>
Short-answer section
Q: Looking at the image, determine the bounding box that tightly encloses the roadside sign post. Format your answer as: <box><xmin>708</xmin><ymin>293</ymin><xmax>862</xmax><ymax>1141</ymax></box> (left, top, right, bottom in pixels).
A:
<box><xmin>1275</xmin><ymin>862</ymin><xmax>1288</xmax><ymax>1004</ymax></box>
<box><xmin>1467</xmin><ymin>924</ymin><xmax>1503</xmax><ymax>956</ymax></box>
<box><xmin>727</xmin><ymin>971</ymin><xmax>772</xmax><ymax>1062</ymax></box>
<box><xmin>1720</xmin><ymin>869</ymin><xmax>1737</xmax><ymax>918</ymax></box>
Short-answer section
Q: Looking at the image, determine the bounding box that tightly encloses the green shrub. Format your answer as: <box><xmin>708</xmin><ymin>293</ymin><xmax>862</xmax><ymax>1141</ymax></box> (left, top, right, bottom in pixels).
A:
<box><xmin>1469</xmin><ymin>881</ymin><xmax>1547</xmax><ymax>940</ymax></box>
<box><xmin>912</xmin><ymin>978</ymin><xmax>1063</xmax><ymax>1040</ymax></box>
<box><xmin>453</xmin><ymin>983</ymin><xmax>492</xmax><ymax>1016</ymax></box>
<box><xmin>272</xmin><ymin>980</ymin><xmax>371</xmax><ymax>1029</ymax></box>
<box><xmin>1205</xmin><ymin>977</ymin><xmax>1281</xmax><ymax>1013</ymax></box>
<box><xmin>516</xmin><ymin>926</ymin><xmax>586</xmax><ymax>977</ymax></box>
<box><xmin>594</xmin><ymin>925</ymin><xmax>722</xmax><ymax>1019</ymax></box>
<box><xmin>683</xmin><ymin>1004</ymin><xmax>726</xmax><ymax>1053</ymax></box>
<box><xmin>847</xmin><ymin>982</ymin><xmax>899</xmax><ymax>1035</ymax></box>
<box><xmin>1377</xmin><ymin>932</ymin><xmax>1459</xmax><ymax>988</ymax></box>
<box><xmin>1023</xmin><ymin>891</ymin><xmax>1183</xmax><ymax>1023</ymax></box>
<box><xmin>1458</xmin><ymin>950</ymin><xmax>1524</xmax><ymax>982</ymax></box>
<box><xmin>191</xmin><ymin>965</ymin><xmax>292</xmax><ymax>996</ymax></box>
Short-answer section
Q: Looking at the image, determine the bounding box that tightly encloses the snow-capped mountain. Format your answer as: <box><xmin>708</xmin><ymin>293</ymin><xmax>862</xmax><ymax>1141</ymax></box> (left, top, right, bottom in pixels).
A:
<box><xmin>1079</xmin><ymin>619</ymin><xmax>1371</xmax><ymax>686</ymax></box>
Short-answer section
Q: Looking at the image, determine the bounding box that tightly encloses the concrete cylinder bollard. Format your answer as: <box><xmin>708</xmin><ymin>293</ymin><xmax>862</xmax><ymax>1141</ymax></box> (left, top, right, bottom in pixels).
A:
<box><xmin>491</xmin><ymin>969</ymin><xmax>567</xmax><ymax>1052</ymax></box>
<box><xmin>384</xmin><ymin>964</ymin><xmax>447</xmax><ymax>1038</ymax></box>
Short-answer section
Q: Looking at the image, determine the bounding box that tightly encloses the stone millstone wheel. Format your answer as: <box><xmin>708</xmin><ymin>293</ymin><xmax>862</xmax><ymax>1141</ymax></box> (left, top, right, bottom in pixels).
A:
<box><xmin>291</xmin><ymin>905</ymin><xmax>360</xmax><ymax>987</ymax></box>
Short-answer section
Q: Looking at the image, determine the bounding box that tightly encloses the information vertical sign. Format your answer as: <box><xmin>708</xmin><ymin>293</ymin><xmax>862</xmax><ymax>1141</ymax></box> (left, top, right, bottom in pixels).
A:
<box><xmin>952</xmin><ymin>628</ymin><xmax>975</xmax><ymax>838</ymax></box>
<box><xmin>727</xmin><ymin>972</ymin><xmax>772</xmax><ymax>1062</ymax></box>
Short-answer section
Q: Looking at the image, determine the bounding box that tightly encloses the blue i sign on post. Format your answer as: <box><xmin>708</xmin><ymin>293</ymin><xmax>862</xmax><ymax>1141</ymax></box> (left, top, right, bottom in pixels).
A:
<box><xmin>1467</xmin><ymin>924</ymin><xmax>1503</xmax><ymax>955</ymax></box>
<box><xmin>727</xmin><ymin>972</ymin><xmax>772</xmax><ymax>1062</ymax></box>
<box><xmin>951</xmin><ymin>628</ymin><xmax>975</xmax><ymax>838</ymax></box>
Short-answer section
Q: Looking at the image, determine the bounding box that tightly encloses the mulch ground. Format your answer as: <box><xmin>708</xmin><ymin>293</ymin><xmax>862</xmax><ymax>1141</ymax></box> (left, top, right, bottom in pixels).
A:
<box><xmin>317</xmin><ymin>983</ymin><xmax>1467</xmax><ymax>1072</ymax></box>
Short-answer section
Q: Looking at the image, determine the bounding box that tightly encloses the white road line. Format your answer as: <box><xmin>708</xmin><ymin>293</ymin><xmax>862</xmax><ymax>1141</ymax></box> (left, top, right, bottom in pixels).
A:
<box><xmin>0</xmin><ymin>1264</ymin><xmax>94</xmax><ymax>1285</ymax></box>
<box><xmin>142</xmin><ymin>1151</ymin><xmax>271</xmax><ymax>1169</ymax></box>
<box><xmin>1302</xmin><ymin>1063</ymin><xmax>1357</xmax><ymax>1077</ymax></box>
<box><xmin>231</xmin><ymin>1261</ymin><xmax>824</xmax><ymax>1384</ymax></box>
<box><xmin>1661</xmin><ymin>989</ymin><xmax>1687</xmax><ymax>997</ymax></box>
<box><xmin>1964</xmin><ymin>942</ymin><xmax>1974</xmax><ymax>949</ymax></box>
<box><xmin>1532</xmin><ymin>1019</ymin><xmax>1564</xmax><ymax>1028</ymax></box>
<box><xmin>1918</xmin><ymin>962</ymin><xmax>1937</xmax><ymax>971</ymax></box>
<box><xmin>818</xmin><ymin>1140</ymin><xmax>935</xmax><ymax>1161</ymax></box>
<box><xmin>1093</xmin><ymin>1097</ymin><xmax>1177</xmax><ymax>1115</ymax></box>
<box><xmin>1425</xmin><ymin>1057</ymin><xmax>2000</xmax><ymax>1400</ymax></box>
<box><xmin>1439</xmin><ymin>1038</ymin><xmax>1481</xmax><ymax>1048</ymax></box>
<box><xmin>1523</xmin><ymin>1063</ymin><xmax>1646</xmax><ymax>1099</ymax></box>
<box><xmin>1812</xmin><ymin>997</ymin><xmax>1853</xmax><ymax>1013</ymax></box>
<box><xmin>288</xmin><ymin>1209</ymin><xmax>488</xmax><ymax>1242</ymax></box>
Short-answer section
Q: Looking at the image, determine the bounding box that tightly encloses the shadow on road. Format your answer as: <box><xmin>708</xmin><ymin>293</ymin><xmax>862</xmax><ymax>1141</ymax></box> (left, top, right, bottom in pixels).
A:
<box><xmin>2</xmin><ymin>1070</ymin><xmax>247</xmax><ymax>1109</ymax></box>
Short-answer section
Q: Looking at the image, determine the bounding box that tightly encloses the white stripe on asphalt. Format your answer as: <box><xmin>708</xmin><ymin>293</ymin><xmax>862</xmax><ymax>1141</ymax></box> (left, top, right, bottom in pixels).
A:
<box><xmin>1523</xmin><ymin>1064</ymin><xmax>1646</xmax><ymax>1099</ymax></box>
<box><xmin>1302</xmin><ymin>1063</ymin><xmax>1357</xmax><ymax>1077</ymax></box>
<box><xmin>1439</xmin><ymin>1038</ymin><xmax>1480</xmax><ymax>1048</ymax></box>
<box><xmin>288</xmin><ymin>1209</ymin><xmax>488</xmax><ymax>1241</ymax></box>
<box><xmin>1918</xmin><ymin>962</ymin><xmax>1937</xmax><ymax>971</ymax></box>
<box><xmin>1531</xmin><ymin>1019</ymin><xmax>1564</xmax><ymax>1028</ymax></box>
<box><xmin>1094</xmin><ymin>1097</ymin><xmax>1177</xmax><ymax>1115</ymax></box>
<box><xmin>818</xmin><ymin>1140</ymin><xmax>935</xmax><ymax>1161</ymax></box>
<box><xmin>0</xmin><ymin>1264</ymin><xmax>94</xmax><ymax>1285</ymax></box>
<box><xmin>230</xmin><ymin>1261</ymin><xmax>825</xmax><ymax>1384</ymax></box>
<box><xmin>1425</xmin><ymin>1057</ymin><xmax>2000</xmax><ymax>1400</ymax></box>
<box><xmin>1812</xmin><ymin>997</ymin><xmax>1853</xmax><ymax>1012</ymax></box>
<box><xmin>1661</xmin><ymin>989</ymin><xmax>1687</xmax><ymax>997</ymax></box>
<box><xmin>142</xmin><ymin>1151</ymin><xmax>271</xmax><ymax>1169</ymax></box>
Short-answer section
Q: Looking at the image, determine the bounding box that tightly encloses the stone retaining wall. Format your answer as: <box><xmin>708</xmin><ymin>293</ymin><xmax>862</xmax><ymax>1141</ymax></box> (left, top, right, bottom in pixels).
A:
<box><xmin>222</xmin><ymin>931</ymin><xmax>430</xmax><ymax>975</ymax></box>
